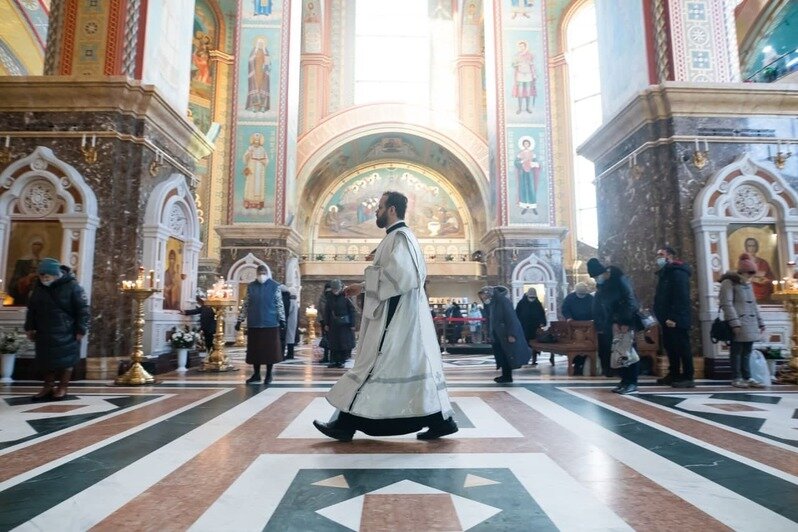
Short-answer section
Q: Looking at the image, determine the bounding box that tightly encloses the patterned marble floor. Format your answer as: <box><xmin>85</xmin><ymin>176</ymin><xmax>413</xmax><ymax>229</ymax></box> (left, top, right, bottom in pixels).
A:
<box><xmin>1</xmin><ymin>345</ymin><xmax>796</xmax><ymax>531</ymax></box>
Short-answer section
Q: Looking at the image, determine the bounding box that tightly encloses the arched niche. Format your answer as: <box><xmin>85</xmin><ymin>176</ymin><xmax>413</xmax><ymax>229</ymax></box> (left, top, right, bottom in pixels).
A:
<box><xmin>692</xmin><ymin>154</ymin><xmax>798</xmax><ymax>357</ymax></box>
<box><xmin>0</xmin><ymin>147</ymin><xmax>99</xmax><ymax>332</ymax></box>
<box><xmin>511</xmin><ymin>253</ymin><xmax>559</xmax><ymax>321</ymax></box>
<box><xmin>142</xmin><ymin>173</ymin><xmax>202</xmax><ymax>354</ymax></box>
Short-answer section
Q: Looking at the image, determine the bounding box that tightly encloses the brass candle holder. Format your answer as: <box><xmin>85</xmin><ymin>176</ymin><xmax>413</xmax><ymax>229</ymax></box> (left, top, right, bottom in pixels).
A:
<box><xmin>234</xmin><ymin>323</ymin><xmax>247</xmax><ymax>347</ymax></box>
<box><xmin>201</xmin><ymin>298</ymin><xmax>236</xmax><ymax>371</ymax></box>
<box><xmin>305</xmin><ymin>305</ymin><xmax>318</xmax><ymax>344</ymax></box>
<box><xmin>200</xmin><ymin>278</ymin><xmax>236</xmax><ymax>372</ymax></box>
<box><xmin>116</xmin><ymin>268</ymin><xmax>161</xmax><ymax>385</ymax></box>
<box><xmin>771</xmin><ymin>288</ymin><xmax>798</xmax><ymax>384</ymax></box>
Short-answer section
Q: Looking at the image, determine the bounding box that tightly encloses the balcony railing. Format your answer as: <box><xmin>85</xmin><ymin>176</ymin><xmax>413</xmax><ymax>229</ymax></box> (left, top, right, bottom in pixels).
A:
<box><xmin>745</xmin><ymin>49</ymin><xmax>798</xmax><ymax>83</ymax></box>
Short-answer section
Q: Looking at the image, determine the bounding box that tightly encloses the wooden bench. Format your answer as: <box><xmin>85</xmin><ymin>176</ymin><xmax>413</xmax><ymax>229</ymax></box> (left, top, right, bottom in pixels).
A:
<box><xmin>635</xmin><ymin>323</ymin><xmax>661</xmax><ymax>375</ymax></box>
<box><xmin>530</xmin><ymin>320</ymin><xmax>598</xmax><ymax>376</ymax></box>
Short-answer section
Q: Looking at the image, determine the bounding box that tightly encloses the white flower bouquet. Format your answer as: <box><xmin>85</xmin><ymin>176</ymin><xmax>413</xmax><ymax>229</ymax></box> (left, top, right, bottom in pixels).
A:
<box><xmin>170</xmin><ymin>327</ymin><xmax>201</xmax><ymax>349</ymax></box>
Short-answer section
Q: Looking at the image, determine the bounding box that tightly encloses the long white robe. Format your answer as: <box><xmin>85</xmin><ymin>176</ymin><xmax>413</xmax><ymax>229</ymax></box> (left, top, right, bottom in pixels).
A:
<box><xmin>326</xmin><ymin>225</ymin><xmax>453</xmax><ymax>419</ymax></box>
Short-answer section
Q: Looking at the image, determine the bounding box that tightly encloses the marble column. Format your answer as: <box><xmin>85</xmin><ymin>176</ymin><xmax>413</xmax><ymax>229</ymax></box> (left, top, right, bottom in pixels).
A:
<box><xmin>578</xmin><ymin>83</ymin><xmax>798</xmax><ymax>378</ymax></box>
<box><xmin>299</xmin><ymin>54</ymin><xmax>332</xmax><ymax>135</ymax></box>
<box><xmin>0</xmin><ymin>78</ymin><xmax>211</xmax><ymax>379</ymax></box>
<box><xmin>457</xmin><ymin>55</ymin><xmax>486</xmax><ymax>138</ymax></box>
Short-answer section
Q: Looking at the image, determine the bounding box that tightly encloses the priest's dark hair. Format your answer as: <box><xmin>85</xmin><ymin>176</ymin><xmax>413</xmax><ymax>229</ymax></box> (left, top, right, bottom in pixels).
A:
<box><xmin>382</xmin><ymin>190</ymin><xmax>408</xmax><ymax>219</ymax></box>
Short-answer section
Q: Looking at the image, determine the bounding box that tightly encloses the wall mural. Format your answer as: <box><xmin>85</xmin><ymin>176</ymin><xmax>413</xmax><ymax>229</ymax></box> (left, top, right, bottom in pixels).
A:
<box><xmin>233</xmin><ymin>125</ymin><xmax>277</xmax><ymax>222</ymax></box>
<box><xmin>191</xmin><ymin>0</ymin><xmax>217</xmax><ymax>101</ymax></box>
<box><xmin>163</xmin><ymin>237</ymin><xmax>185</xmax><ymax>311</ymax></box>
<box><xmin>318</xmin><ymin>164</ymin><xmax>466</xmax><ymax>240</ymax></box>
<box><xmin>5</xmin><ymin>220</ymin><xmax>62</xmax><ymax>307</ymax></box>
<box><xmin>500</xmin><ymin>0</ymin><xmax>550</xmax><ymax>225</ymax></box>
<box><xmin>233</xmin><ymin>1</ymin><xmax>284</xmax><ymax>223</ymax></box>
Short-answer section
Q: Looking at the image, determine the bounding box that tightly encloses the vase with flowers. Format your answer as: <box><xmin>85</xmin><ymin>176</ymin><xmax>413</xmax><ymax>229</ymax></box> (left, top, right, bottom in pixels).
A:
<box><xmin>170</xmin><ymin>327</ymin><xmax>201</xmax><ymax>373</ymax></box>
<box><xmin>0</xmin><ymin>328</ymin><xmax>28</xmax><ymax>383</ymax></box>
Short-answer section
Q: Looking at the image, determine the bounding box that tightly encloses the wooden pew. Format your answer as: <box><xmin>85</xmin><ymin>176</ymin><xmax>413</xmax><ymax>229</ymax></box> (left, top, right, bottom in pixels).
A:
<box><xmin>530</xmin><ymin>320</ymin><xmax>597</xmax><ymax>376</ymax></box>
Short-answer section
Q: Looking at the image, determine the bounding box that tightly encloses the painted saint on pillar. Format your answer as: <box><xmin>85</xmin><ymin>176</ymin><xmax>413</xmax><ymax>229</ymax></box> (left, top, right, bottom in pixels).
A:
<box><xmin>246</xmin><ymin>38</ymin><xmax>271</xmax><ymax>112</ymax></box>
<box><xmin>253</xmin><ymin>0</ymin><xmax>272</xmax><ymax>16</ymax></box>
<box><xmin>511</xmin><ymin>40</ymin><xmax>536</xmax><ymax>114</ymax></box>
<box><xmin>515</xmin><ymin>136</ymin><xmax>540</xmax><ymax>215</ymax></box>
<box><xmin>243</xmin><ymin>133</ymin><xmax>268</xmax><ymax>210</ymax></box>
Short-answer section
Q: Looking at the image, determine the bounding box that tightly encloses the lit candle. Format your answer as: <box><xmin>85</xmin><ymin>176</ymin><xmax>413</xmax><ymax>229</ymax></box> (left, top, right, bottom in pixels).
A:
<box><xmin>773</xmin><ymin>280</ymin><xmax>779</xmax><ymax>293</ymax></box>
<box><xmin>694</xmin><ymin>138</ymin><xmax>699</xmax><ymax>151</ymax></box>
<box><xmin>91</xmin><ymin>135</ymin><xmax>96</xmax><ymax>148</ymax></box>
<box><xmin>81</xmin><ymin>134</ymin><xmax>86</xmax><ymax>148</ymax></box>
<box><xmin>149</xmin><ymin>270</ymin><xmax>155</xmax><ymax>288</ymax></box>
<box><xmin>703</xmin><ymin>139</ymin><xmax>708</xmax><ymax>151</ymax></box>
<box><xmin>4</xmin><ymin>136</ymin><xmax>8</xmax><ymax>148</ymax></box>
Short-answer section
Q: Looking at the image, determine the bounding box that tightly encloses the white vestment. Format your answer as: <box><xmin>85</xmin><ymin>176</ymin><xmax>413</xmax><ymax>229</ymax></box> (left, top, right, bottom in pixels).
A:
<box><xmin>326</xmin><ymin>225</ymin><xmax>453</xmax><ymax>419</ymax></box>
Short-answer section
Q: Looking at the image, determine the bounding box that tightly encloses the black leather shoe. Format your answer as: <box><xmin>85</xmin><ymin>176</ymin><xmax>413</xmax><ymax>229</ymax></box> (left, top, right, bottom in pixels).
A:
<box><xmin>313</xmin><ymin>420</ymin><xmax>354</xmax><ymax>442</ymax></box>
<box><xmin>617</xmin><ymin>384</ymin><xmax>638</xmax><ymax>395</ymax></box>
<box><xmin>493</xmin><ymin>376</ymin><xmax>513</xmax><ymax>383</ymax></box>
<box><xmin>656</xmin><ymin>374</ymin><xmax>674</xmax><ymax>385</ymax></box>
<box><xmin>417</xmin><ymin>417</ymin><xmax>459</xmax><ymax>440</ymax></box>
<box><xmin>264</xmin><ymin>374</ymin><xmax>273</xmax><ymax>384</ymax></box>
<box><xmin>611</xmin><ymin>383</ymin><xmax>624</xmax><ymax>393</ymax></box>
<box><xmin>245</xmin><ymin>374</ymin><xmax>261</xmax><ymax>384</ymax></box>
<box><xmin>671</xmin><ymin>379</ymin><xmax>695</xmax><ymax>388</ymax></box>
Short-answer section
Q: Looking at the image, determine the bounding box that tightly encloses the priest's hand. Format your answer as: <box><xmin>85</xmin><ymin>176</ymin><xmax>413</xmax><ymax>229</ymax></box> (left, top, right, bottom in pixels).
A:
<box><xmin>344</xmin><ymin>284</ymin><xmax>363</xmax><ymax>297</ymax></box>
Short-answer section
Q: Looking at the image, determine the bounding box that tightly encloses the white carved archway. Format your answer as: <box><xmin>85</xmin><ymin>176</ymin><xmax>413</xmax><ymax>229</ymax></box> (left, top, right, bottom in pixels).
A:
<box><xmin>142</xmin><ymin>173</ymin><xmax>202</xmax><ymax>354</ymax></box>
<box><xmin>692</xmin><ymin>154</ymin><xmax>798</xmax><ymax>357</ymax></box>
<box><xmin>0</xmin><ymin>147</ymin><xmax>99</xmax><ymax>345</ymax></box>
<box><xmin>227</xmin><ymin>252</ymin><xmax>271</xmax><ymax>300</ymax></box>
<box><xmin>511</xmin><ymin>253</ymin><xmax>559</xmax><ymax>321</ymax></box>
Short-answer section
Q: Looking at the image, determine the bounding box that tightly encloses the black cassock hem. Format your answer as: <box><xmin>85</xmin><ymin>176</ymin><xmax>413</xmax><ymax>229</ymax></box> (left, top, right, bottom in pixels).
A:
<box><xmin>337</xmin><ymin>411</ymin><xmax>447</xmax><ymax>436</ymax></box>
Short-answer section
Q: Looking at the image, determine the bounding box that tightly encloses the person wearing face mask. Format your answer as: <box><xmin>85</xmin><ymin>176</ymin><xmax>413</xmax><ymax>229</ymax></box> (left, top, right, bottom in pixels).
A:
<box><xmin>653</xmin><ymin>246</ymin><xmax>694</xmax><ymax>388</ymax></box>
<box><xmin>515</xmin><ymin>287</ymin><xmax>547</xmax><ymax>366</ymax></box>
<box><xmin>719</xmin><ymin>254</ymin><xmax>765</xmax><ymax>388</ymax></box>
<box><xmin>561</xmin><ymin>282</ymin><xmax>594</xmax><ymax>374</ymax></box>
<box><xmin>236</xmin><ymin>264</ymin><xmax>285</xmax><ymax>384</ymax></box>
<box><xmin>25</xmin><ymin>258</ymin><xmax>90</xmax><ymax>401</ymax></box>
<box><xmin>323</xmin><ymin>279</ymin><xmax>356</xmax><ymax>368</ymax></box>
<box><xmin>588</xmin><ymin>257</ymin><xmax>641</xmax><ymax>393</ymax></box>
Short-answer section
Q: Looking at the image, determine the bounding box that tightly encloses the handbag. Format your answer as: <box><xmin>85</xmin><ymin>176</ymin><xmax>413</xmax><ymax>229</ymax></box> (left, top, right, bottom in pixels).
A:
<box><xmin>333</xmin><ymin>313</ymin><xmax>351</xmax><ymax>326</ymax></box>
<box><xmin>710</xmin><ymin>306</ymin><xmax>732</xmax><ymax>344</ymax></box>
<box><xmin>610</xmin><ymin>330</ymin><xmax>640</xmax><ymax>369</ymax></box>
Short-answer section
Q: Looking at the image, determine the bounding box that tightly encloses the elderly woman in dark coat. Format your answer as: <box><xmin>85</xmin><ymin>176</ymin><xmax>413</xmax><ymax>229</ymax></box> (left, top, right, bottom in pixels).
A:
<box><xmin>479</xmin><ymin>285</ymin><xmax>531</xmax><ymax>383</ymax></box>
<box><xmin>323</xmin><ymin>279</ymin><xmax>356</xmax><ymax>368</ymax></box>
<box><xmin>25</xmin><ymin>258</ymin><xmax>90</xmax><ymax>401</ymax></box>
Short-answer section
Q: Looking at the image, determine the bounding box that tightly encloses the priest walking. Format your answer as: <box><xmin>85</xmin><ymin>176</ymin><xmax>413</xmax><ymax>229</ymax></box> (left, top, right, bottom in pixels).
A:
<box><xmin>314</xmin><ymin>191</ymin><xmax>458</xmax><ymax>441</ymax></box>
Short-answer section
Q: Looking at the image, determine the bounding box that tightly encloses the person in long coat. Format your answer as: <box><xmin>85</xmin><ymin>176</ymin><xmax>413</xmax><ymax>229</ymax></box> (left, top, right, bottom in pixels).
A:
<box><xmin>323</xmin><ymin>279</ymin><xmax>356</xmax><ymax>368</ymax></box>
<box><xmin>515</xmin><ymin>287</ymin><xmax>547</xmax><ymax>365</ymax></box>
<box><xmin>25</xmin><ymin>258</ymin><xmax>90</xmax><ymax>401</ymax></box>
<box><xmin>316</xmin><ymin>281</ymin><xmax>332</xmax><ymax>363</ymax></box>
<box><xmin>314</xmin><ymin>191</ymin><xmax>457</xmax><ymax>441</ymax></box>
<box><xmin>720</xmin><ymin>253</ymin><xmax>765</xmax><ymax>388</ymax></box>
<box><xmin>182</xmin><ymin>295</ymin><xmax>216</xmax><ymax>352</ymax></box>
<box><xmin>480</xmin><ymin>285</ymin><xmax>531</xmax><ymax>383</ymax></box>
<box><xmin>236</xmin><ymin>264</ymin><xmax>284</xmax><ymax>384</ymax></box>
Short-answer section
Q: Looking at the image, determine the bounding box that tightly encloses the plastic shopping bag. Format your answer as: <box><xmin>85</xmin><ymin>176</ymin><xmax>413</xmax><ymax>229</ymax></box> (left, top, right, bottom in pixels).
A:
<box><xmin>749</xmin><ymin>350</ymin><xmax>771</xmax><ymax>385</ymax></box>
<box><xmin>610</xmin><ymin>330</ymin><xmax>640</xmax><ymax>369</ymax></box>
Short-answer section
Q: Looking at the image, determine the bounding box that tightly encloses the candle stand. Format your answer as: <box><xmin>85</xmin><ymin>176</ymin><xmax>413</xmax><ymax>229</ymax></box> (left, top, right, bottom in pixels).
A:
<box><xmin>772</xmin><ymin>291</ymin><xmax>798</xmax><ymax>384</ymax></box>
<box><xmin>201</xmin><ymin>297</ymin><xmax>237</xmax><ymax>372</ymax></box>
<box><xmin>115</xmin><ymin>285</ymin><xmax>161</xmax><ymax>385</ymax></box>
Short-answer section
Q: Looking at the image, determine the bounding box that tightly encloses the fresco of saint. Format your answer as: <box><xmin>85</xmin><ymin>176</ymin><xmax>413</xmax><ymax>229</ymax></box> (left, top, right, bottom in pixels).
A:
<box><xmin>243</xmin><ymin>133</ymin><xmax>269</xmax><ymax>210</ymax></box>
<box><xmin>515</xmin><ymin>136</ymin><xmax>540</xmax><ymax>215</ymax></box>
<box><xmin>246</xmin><ymin>38</ymin><xmax>270</xmax><ymax>112</ymax></box>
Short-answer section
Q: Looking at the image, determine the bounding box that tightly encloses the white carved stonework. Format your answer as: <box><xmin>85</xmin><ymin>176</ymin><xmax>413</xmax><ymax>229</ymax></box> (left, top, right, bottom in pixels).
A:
<box><xmin>732</xmin><ymin>185</ymin><xmax>767</xmax><ymax>219</ymax></box>
<box><xmin>740</xmin><ymin>159</ymin><xmax>756</xmax><ymax>176</ymax></box>
<box><xmin>30</xmin><ymin>158</ymin><xmax>47</xmax><ymax>171</ymax></box>
<box><xmin>709</xmin><ymin>232</ymin><xmax>719</xmax><ymax>243</ymax></box>
<box><xmin>167</xmin><ymin>204</ymin><xmax>187</xmax><ymax>237</ymax></box>
<box><xmin>523</xmin><ymin>268</ymin><xmax>545</xmax><ymax>283</ymax></box>
<box><xmin>772</xmin><ymin>182</ymin><xmax>783</xmax><ymax>194</ymax></box>
<box><xmin>710</xmin><ymin>254</ymin><xmax>722</xmax><ymax>271</ymax></box>
<box><xmin>240</xmin><ymin>269</ymin><xmax>256</xmax><ymax>283</ymax></box>
<box><xmin>19</xmin><ymin>180</ymin><xmax>58</xmax><ymax>216</ymax></box>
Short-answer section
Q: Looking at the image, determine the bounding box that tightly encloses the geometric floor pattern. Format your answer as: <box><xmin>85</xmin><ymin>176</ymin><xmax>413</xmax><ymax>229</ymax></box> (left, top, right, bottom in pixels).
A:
<box><xmin>1</xmin><ymin>345</ymin><xmax>797</xmax><ymax>531</ymax></box>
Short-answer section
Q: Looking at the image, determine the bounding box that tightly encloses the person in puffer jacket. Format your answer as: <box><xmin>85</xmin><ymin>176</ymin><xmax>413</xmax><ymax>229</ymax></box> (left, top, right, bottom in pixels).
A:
<box><xmin>25</xmin><ymin>258</ymin><xmax>90</xmax><ymax>401</ymax></box>
<box><xmin>719</xmin><ymin>253</ymin><xmax>765</xmax><ymax>388</ymax></box>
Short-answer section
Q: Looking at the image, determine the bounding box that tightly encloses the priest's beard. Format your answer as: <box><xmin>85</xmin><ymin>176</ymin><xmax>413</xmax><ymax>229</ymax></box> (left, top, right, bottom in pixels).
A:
<box><xmin>376</xmin><ymin>212</ymin><xmax>388</xmax><ymax>228</ymax></box>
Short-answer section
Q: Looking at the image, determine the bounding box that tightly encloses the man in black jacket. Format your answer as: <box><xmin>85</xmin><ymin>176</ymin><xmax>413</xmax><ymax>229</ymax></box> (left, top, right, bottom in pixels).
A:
<box><xmin>653</xmin><ymin>246</ymin><xmax>694</xmax><ymax>387</ymax></box>
<box><xmin>515</xmin><ymin>287</ymin><xmax>547</xmax><ymax>366</ymax></box>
